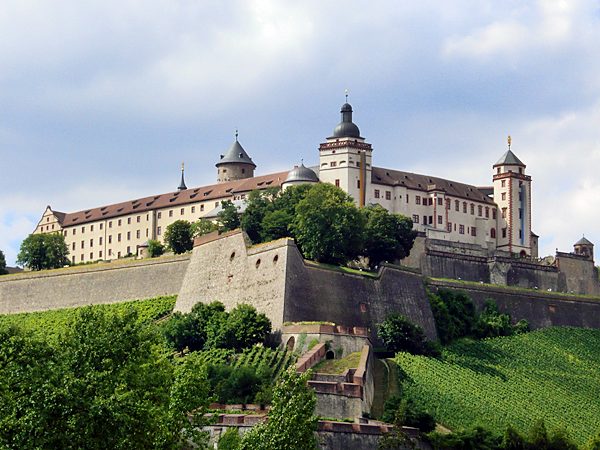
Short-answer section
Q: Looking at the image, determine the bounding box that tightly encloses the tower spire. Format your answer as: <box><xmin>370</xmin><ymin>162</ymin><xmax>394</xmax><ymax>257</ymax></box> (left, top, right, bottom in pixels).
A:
<box><xmin>507</xmin><ymin>135</ymin><xmax>512</xmax><ymax>151</ymax></box>
<box><xmin>345</xmin><ymin>89</ymin><xmax>349</xmax><ymax>103</ymax></box>
<box><xmin>178</xmin><ymin>162</ymin><xmax>187</xmax><ymax>191</ymax></box>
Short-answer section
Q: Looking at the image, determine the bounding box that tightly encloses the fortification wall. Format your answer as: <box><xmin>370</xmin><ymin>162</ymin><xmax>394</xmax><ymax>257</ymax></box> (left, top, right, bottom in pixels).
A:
<box><xmin>0</xmin><ymin>255</ymin><xmax>189</xmax><ymax>314</ymax></box>
<box><xmin>429</xmin><ymin>280</ymin><xmax>600</xmax><ymax>329</ymax></box>
<box><xmin>175</xmin><ymin>232</ymin><xmax>291</xmax><ymax>329</ymax></box>
<box><xmin>556</xmin><ymin>253</ymin><xmax>600</xmax><ymax>296</ymax></box>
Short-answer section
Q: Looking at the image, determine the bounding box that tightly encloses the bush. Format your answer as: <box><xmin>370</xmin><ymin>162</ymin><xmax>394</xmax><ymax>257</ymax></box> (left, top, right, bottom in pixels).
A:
<box><xmin>378</xmin><ymin>314</ymin><xmax>437</xmax><ymax>356</ymax></box>
<box><xmin>208</xmin><ymin>365</ymin><xmax>266</xmax><ymax>404</ymax></box>
<box><xmin>381</xmin><ymin>395</ymin><xmax>436</xmax><ymax>432</ymax></box>
<box><xmin>218</xmin><ymin>427</ymin><xmax>242</xmax><ymax>450</ymax></box>
<box><xmin>147</xmin><ymin>239</ymin><xmax>165</xmax><ymax>257</ymax></box>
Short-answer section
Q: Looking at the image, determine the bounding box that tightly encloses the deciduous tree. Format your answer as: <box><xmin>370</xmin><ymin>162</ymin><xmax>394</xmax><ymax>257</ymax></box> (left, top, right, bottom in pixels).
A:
<box><xmin>217</xmin><ymin>200</ymin><xmax>241</xmax><ymax>232</ymax></box>
<box><xmin>0</xmin><ymin>249</ymin><xmax>7</xmax><ymax>274</ymax></box>
<box><xmin>164</xmin><ymin>220</ymin><xmax>193</xmax><ymax>254</ymax></box>
<box><xmin>16</xmin><ymin>233</ymin><xmax>69</xmax><ymax>270</ymax></box>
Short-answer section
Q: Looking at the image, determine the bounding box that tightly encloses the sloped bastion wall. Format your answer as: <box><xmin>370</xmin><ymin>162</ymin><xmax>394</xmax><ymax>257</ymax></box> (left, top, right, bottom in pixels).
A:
<box><xmin>175</xmin><ymin>230</ymin><xmax>439</xmax><ymax>341</ymax></box>
<box><xmin>0</xmin><ymin>255</ymin><xmax>189</xmax><ymax>314</ymax></box>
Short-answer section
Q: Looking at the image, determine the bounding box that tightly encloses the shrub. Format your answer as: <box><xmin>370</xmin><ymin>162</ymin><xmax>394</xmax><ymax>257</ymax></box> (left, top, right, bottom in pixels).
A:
<box><xmin>382</xmin><ymin>395</ymin><xmax>436</xmax><ymax>432</ymax></box>
<box><xmin>378</xmin><ymin>314</ymin><xmax>436</xmax><ymax>356</ymax></box>
<box><xmin>147</xmin><ymin>239</ymin><xmax>164</xmax><ymax>257</ymax></box>
<box><xmin>218</xmin><ymin>427</ymin><xmax>242</xmax><ymax>450</ymax></box>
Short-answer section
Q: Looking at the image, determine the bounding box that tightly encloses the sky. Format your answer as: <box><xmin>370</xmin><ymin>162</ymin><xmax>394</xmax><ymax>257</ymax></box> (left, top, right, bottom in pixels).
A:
<box><xmin>1</xmin><ymin>0</ymin><xmax>599</xmax><ymax>266</ymax></box>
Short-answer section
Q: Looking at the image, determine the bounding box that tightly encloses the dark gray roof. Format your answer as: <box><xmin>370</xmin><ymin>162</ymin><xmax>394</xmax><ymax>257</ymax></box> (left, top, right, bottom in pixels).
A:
<box><xmin>284</xmin><ymin>163</ymin><xmax>319</xmax><ymax>183</ymax></box>
<box><xmin>494</xmin><ymin>150</ymin><xmax>525</xmax><ymax>167</ymax></box>
<box><xmin>575</xmin><ymin>236</ymin><xmax>594</xmax><ymax>246</ymax></box>
<box><xmin>371</xmin><ymin>167</ymin><xmax>496</xmax><ymax>204</ymax></box>
<box><xmin>331</xmin><ymin>102</ymin><xmax>361</xmax><ymax>138</ymax></box>
<box><xmin>216</xmin><ymin>140</ymin><xmax>256</xmax><ymax>168</ymax></box>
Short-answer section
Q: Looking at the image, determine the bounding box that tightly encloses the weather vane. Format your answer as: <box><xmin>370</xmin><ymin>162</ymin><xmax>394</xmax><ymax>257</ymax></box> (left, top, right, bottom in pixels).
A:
<box><xmin>507</xmin><ymin>135</ymin><xmax>512</xmax><ymax>150</ymax></box>
<box><xmin>345</xmin><ymin>89</ymin><xmax>349</xmax><ymax>102</ymax></box>
<box><xmin>181</xmin><ymin>162</ymin><xmax>184</xmax><ymax>171</ymax></box>
<box><xmin>235</xmin><ymin>128</ymin><xmax>238</xmax><ymax>141</ymax></box>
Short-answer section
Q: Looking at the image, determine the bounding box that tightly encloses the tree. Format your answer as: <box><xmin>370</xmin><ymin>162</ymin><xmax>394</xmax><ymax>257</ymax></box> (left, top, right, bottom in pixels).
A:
<box><xmin>0</xmin><ymin>249</ymin><xmax>7</xmax><ymax>275</ymax></box>
<box><xmin>147</xmin><ymin>239</ymin><xmax>165</xmax><ymax>257</ymax></box>
<box><xmin>218</xmin><ymin>200</ymin><xmax>241</xmax><ymax>232</ymax></box>
<box><xmin>16</xmin><ymin>233</ymin><xmax>69</xmax><ymax>270</ymax></box>
<box><xmin>241</xmin><ymin>189</ymin><xmax>277</xmax><ymax>243</ymax></box>
<box><xmin>240</xmin><ymin>368</ymin><xmax>318</xmax><ymax>450</ymax></box>
<box><xmin>191</xmin><ymin>218</ymin><xmax>218</xmax><ymax>238</ymax></box>
<box><xmin>225</xmin><ymin>303</ymin><xmax>272</xmax><ymax>351</ymax></box>
<box><xmin>164</xmin><ymin>220</ymin><xmax>193</xmax><ymax>254</ymax></box>
<box><xmin>377</xmin><ymin>314</ymin><xmax>436</xmax><ymax>356</ymax></box>
<box><xmin>163</xmin><ymin>301</ymin><xmax>227</xmax><ymax>352</ymax></box>
<box><xmin>291</xmin><ymin>183</ymin><xmax>364</xmax><ymax>265</ymax></box>
<box><xmin>361</xmin><ymin>205</ymin><xmax>416</xmax><ymax>269</ymax></box>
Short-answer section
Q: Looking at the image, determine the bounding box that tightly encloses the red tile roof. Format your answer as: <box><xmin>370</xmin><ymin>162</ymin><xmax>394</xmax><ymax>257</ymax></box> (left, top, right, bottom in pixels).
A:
<box><xmin>371</xmin><ymin>167</ymin><xmax>495</xmax><ymax>204</ymax></box>
<box><xmin>56</xmin><ymin>171</ymin><xmax>289</xmax><ymax>227</ymax></box>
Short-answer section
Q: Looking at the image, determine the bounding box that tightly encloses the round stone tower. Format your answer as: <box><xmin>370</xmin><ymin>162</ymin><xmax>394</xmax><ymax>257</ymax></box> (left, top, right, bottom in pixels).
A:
<box><xmin>216</xmin><ymin>133</ymin><xmax>256</xmax><ymax>183</ymax></box>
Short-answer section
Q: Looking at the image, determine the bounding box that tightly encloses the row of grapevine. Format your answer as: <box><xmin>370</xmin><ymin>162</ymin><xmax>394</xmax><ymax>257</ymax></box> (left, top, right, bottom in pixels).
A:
<box><xmin>394</xmin><ymin>327</ymin><xmax>600</xmax><ymax>446</ymax></box>
<box><xmin>0</xmin><ymin>295</ymin><xmax>177</xmax><ymax>341</ymax></box>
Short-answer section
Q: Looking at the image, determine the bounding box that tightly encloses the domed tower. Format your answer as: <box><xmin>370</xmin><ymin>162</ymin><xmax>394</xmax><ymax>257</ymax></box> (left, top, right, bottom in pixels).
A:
<box><xmin>216</xmin><ymin>132</ymin><xmax>256</xmax><ymax>183</ymax></box>
<box><xmin>574</xmin><ymin>236</ymin><xmax>594</xmax><ymax>260</ymax></box>
<box><xmin>281</xmin><ymin>163</ymin><xmax>319</xmax><ymax>190</ymax></box>
<box><xmin>492</xmin><ymin>136</ymin><xmax>532</xmax><ymax>256</ymax></box>
<box><xmin>318</xmin><ymin>97</ymin><xmax>372</xmax><ymax>206</ymax></box>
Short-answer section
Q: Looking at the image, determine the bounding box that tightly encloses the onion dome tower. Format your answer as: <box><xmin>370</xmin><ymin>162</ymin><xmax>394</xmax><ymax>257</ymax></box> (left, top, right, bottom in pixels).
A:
<box><xmin>216</xmin><ymin>130</ymin><xmax>256</xmax><ymax>183</ymax></box>
<box><xmin>281</xmin><ymin>162</ymin><xmax>319</xmax><ymax>190</ymax></box>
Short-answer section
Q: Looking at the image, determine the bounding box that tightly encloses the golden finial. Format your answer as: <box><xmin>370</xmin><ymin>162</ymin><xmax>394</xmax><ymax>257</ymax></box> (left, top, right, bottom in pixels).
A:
<box><xmin>507</xmin><ymin>135</ymin><xmax>512</xmax><ymax>150</ymax></box>
<box><xmin>345</xmin><ymin>89</ymin><xmax>349</xmax><ymax>102</ymax></box>
<box><xmin>181</xmin><ymin>162</ymin><xmax>184</xmax><ymax>172</ymax></box>
<box><xmin>235</xmin><ymin>128</ymin><xmax>238</xmax><ymax>141</ymax></box>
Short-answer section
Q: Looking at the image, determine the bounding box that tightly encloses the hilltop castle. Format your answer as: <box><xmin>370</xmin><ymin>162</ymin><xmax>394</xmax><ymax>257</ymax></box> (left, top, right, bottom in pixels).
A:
<box><xmin>34</xmin><ymin>101</ymin><xmax>553</xmax><ymax>265</ymax></box>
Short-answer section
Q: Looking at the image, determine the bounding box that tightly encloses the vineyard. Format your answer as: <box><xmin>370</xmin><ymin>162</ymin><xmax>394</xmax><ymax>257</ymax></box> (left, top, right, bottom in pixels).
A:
<box><xmin>0</xmin><ymin>295</ymin><xmax>176</xmax><ymax>340</ymax></box>
<box><xmin>395</xmin><ymin>327</ymin><xmax>600</xmax><ymax>445</ymax></box>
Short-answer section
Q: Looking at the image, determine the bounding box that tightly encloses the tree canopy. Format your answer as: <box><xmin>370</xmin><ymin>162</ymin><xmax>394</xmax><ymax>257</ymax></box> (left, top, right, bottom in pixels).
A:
<box><xmin>16</xmin><ymin>233</ymin><xmax>69</xmax><ymax>270</ymax></box>
<box><xmin>217</xmin><ymin>200</ymin><xmax>241</xmax><ymax>232</ymax></box>
<box><xmin>164</xmin><ymin>220</ymin><xmax>194</xmax><ymax>254</ymax></box>
<box><xmin>0</xmin><ymin>249</ymin><xmax>7</xmax><ymax>275</ymax></box>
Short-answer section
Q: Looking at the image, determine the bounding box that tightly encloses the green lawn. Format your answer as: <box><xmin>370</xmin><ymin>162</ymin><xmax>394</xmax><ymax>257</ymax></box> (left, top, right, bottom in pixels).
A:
<box><xmin>395</xmin><ymin>327</ymin><xmax>600</xmax><ymax>445</ymax></box>
<box><xmin>312</xmin><ymin>351</ymin><xmax>362</xmax><ymax>374</ymax></box>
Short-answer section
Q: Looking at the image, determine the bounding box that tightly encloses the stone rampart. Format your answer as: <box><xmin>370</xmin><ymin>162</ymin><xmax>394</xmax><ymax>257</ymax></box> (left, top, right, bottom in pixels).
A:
<box><xmin>0</xmin><ymin>255</ymin><xmax>190</xmax><ymax>314</ymax></box>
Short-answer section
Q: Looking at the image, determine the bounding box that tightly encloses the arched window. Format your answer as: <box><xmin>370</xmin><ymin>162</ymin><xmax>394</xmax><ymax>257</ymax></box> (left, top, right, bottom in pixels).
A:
<box><xmin>491</xmin><ymin>228</ymin><xmax>496</xmax><ymax>239</ymax></box>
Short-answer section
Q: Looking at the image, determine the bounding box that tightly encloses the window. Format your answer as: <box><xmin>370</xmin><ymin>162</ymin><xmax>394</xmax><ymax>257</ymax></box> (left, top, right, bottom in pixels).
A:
<box><xmin>118</xmin><ymin>233</ymin><xmax>122</xmax><ymax>242</ymax></box>
<box><xmin>470</xmin><ymin>204</ymin><xmax>475</xmax><ymax>215</ymax></box>
<box><xmin>91</xmin><ymin>225</ymin><xmax>94</xmax><ymax>232</ymax></box>
<box><xmin>192</xmin><ymin>206</ymin><xmax>195</xmax><ymax>213</ymax></box>
<box><xmin>385</xmin><ymin>191</ymin><xmax>391</xmax><ymax>200</ymax></box>
<box><xmin>447</xmin><ymin>222</ymin><xmax>452</xmax><ymax>232</ymax></box>
<box><xmin>80</xmin><ymin>254</ymin><xmax>84</xmax><ymax>261</ymax></box>
<box><xmin>471</xmin><ymin>227</ymin><xmax>477</xmax><ymax>237</ymax></box>
<box><xmin>169</xmin><ymin>210</ymin><xmax>173</xmax><ymax>217</ymax></box>
<box><xmin>438</xmin><ymin>215</ymin><xmax>443</xmax><ymax>224</ymax></box>
<box><xmin>200</xmin><ymin>205</ymin><xmax>204</xmax><ymax>211</ymax></box>
<box><xmin>416</xmin><ymin>195</ymin><xmax>421</xmax><ymax>205</ymax></box>
<box><xmin>127</xmin><ymin>231</ymin><xmax>131</xmax><ymax>241</ymax></box>
<box><xmin>180</xmin><ymin>208</ymin><xmax>184</xmax><ymax>215</ymax></box>
<box><xmin>519</xmin><ymin>208</ymin><xmax>523</xmax><ymax>219</ymax></box>
<box><xmin>137</xmin><ymin>216</ymin><xmax>140</xmax><ymax>223</ymax></box>
<box><xmin>335</xmin><ymin>179</ymin><xmax>340</xmax><ymax>187</ymax></box>
<box><xmin>146</xmin><ymin>214</ymin><xmax>149</xmax><ymax>221</ymax></box>
<box><xmin>330</xmin><ymin>161</ymin><xmax>337</xmax><ymax>167</ymax></box>
<box><xmin>136</xmin><ymin>230</ymin><xmax>140</xmax><ymax>239</ymax></box>
<box><xmin>90</xmin><ymin>239</ymin><xmax>93</xmax><ymax>247</ymax></box>
<box><xmin>374</xmin><ymin>189</ymin><xmax>380</xmax><ymax>199</ymax></box>
<box><xmin>437</xmin><ymin>198</ymin><xmax>443</xmax><ymax>206</ymax></box>
<box><xmin>73</xmin><ymin>229</ymin><xmax>76</xmax><ymax>235</ymax></box>
<box><xmin>491</xmin><ymin>228</ymin><xmax>496</xmax><ymax>238</ymax></box>
<box><xmin>109</xmin><ymin>235</ymin><xmax>112</xmax><ymax>244</ymax></box>
<box><xmin>502</xmin><ymin>228</ymin><xmax>507</xmax><ymax>238</ymax></box>
<box><xmin>519</xmin><ymin>229</ymin><xmax>522</xmax><ymax>239</ymax></box>
<box><xmin>90</xmin><ymin>252</ymin><xmax>93</xmax><ymax>260</ymax></box>
<box><xmin>478</xmin><ymin>205</ymin><xmax>482</xmax><ymax>216</ymax></box>
<box><xmin>502</xmin><ymin>207</ymin><xmax>507</xmax><ymax>218</ymax></box>
<box><xmin>501</xmin><ymin>180</ymin><xmax>506</xmax><ymax>187</ymax></box>
<box><xmin>455</xmin><ymin>200</ymin><xmax>460</xmax><ymax>211</ymax></box>
<box><xmin>127</xmin><ymin>218</ymin><xmax>131</xmax><ymax>225</ymax></box>
<box><xmin>109</xmin><ymin>221</ymin><xmax>112</xmax><ymax>228</ymax></box>
<box><xmin>157</xmin><ymin>212</ymin><xmax>162</xmax><ymax>219</ymax></box>
<box><xmin>519</xmin><ymin>168</ymin><xmax>523</xmax><ymax>174</ymax></box>
<box><xmin>485</xmin><ymin>207</ymin><xmax>489</xmax><ymax>218</ymax></box>
<box><xmin>109</xmin><ymin>249</ymin><xmax>112</xmax><ymax>256</ymax></box>
<box><xmin>72</xmin><ymin>242</ymin><xmax>75</xmax><ymax>250</ymax></box>
<box><xmin>428</xmin><ymin>216</ymin><xmax>433</xmax><ymax>224</ymax></box>
<box><xmin>126</xmin><ymin>246</ymin><xmax>130</xmax><ymax>255</ymax></box>
<box><xmin>118</xmin><ymin>252</ymin><xmax>121</xmax><ymax>258</ymax></box>
<box><xmin>423</xmin><ymin>215</ymin><xmax>427</xmax><ymax>224</ymax></box>
<box><xmin>99</xmin><ymin>237</ymin><xmax>103</xmax><ymax>245</ymax></box>
<box><xmin>146</xmin><ymin>229</ymin><xmax>149</xmax><ymax>237</ymax></box>
<box><xmin>157</xmin><ymin>226</ymin><xmax>161</xmax><ymax>236</ymax></box>
<box><xmin>99</xmin><ymin>251</ymin><xmax>103</xmax><ymax>258</ymax></box>
<box><xmin>406</xmin><ymin>194</ymin><xmax>409</xmax><ymax>203</ymax></box>
<box><xmin>463</xmin><ymin>202</ymin><xmax>467</xmax><ymax>213</ymax></box>
<box><xmin>82</xmin><ymin>226</ymin><xmax>85</xmax><ymax>233</ymax></box>
<box><xmin>46</xmin><ymin>217</ymin><xmax>49</xmax><ymax>222</ymax></box>
<box><xmin>100</xmin><ymin>223</ymin><xmax>103</xmax><ymax>230</ymax></box>
<box><xmin>118</xmin><ymin>219</ymin><xmax>122</xmax><ymax>226</ymax></box>
<box><xmin>493</xmin><ymin>209</ymin><xmax>497</xmax><ymax>220</ymax></box>
<box><xmin>72</xmin><ymin>256</ymin><xmax>75</xmax><ymax>264</ymax></box>
<box><xmin>497</xmin><ymin>168</ymin><xmax>501</xmax><ymax>174</ymax></box>
<box><xmin>459</xmin><ymin>224</ymin><xmax>465</xmax><ymax>234</ymax></box>
<box><xmin>81</xmin><ymin>240</ymin><xmax>84</xmax><ymax>249</ymax></box>
<box><xmin>357</xmin><ymin>180</ymin><xmax>360</xmax><ymax>189</ymax></box>
<box><xmin>412</xmin><ymin>215</ymin><xmax>419</xmax><ymax>223</ymax></box>
<box><xmin>501</xmin><ymin>192</ymin><xmax>506</xmax><ymax>201</ymax></box>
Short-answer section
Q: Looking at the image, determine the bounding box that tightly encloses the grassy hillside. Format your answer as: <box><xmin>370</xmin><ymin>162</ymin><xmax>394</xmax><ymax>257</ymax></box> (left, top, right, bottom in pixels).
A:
<box><xmin>395</xmin><ymin>327</ymin><xmax>600</xmax><ymax>445</ymax></box>
<box><xmin>0</xmin><ymin>296</ymin><xmax>176</xmax><ymax>340</ymax></box>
